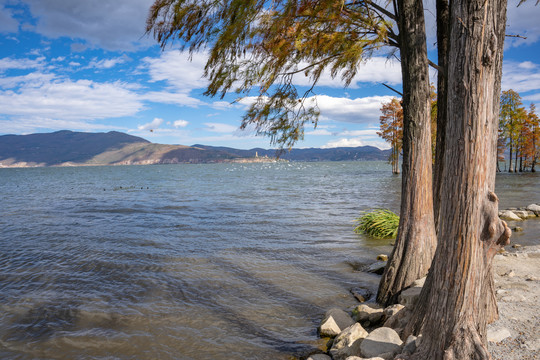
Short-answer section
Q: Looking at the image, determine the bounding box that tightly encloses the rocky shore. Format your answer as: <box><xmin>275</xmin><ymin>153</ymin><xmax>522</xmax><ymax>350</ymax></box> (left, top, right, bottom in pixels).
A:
<box><xmin>303</xmin><ymin>205</ymin><xmax>540</xmax><ymax>360</ymax></box>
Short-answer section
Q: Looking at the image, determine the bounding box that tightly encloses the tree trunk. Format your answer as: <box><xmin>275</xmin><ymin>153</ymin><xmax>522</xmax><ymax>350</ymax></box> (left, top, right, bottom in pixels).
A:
<box><xmin>405</xmin><ymin>0</ymin><xmax>510</xmax><ymax>358</ymax></box>
<box><xmin>433</xmin><ymin>0</ymin><xmax>450</xmax><ymax>231</ymax></box>
<box><xmin>508</xmin><ymin>145</ymin><xmax>513</xmax><ymax>172</ymax></box>
<box><xmin>376</xmin><ymin>0</ymin><xmax>437</xmax><ymax>306</ymax></box>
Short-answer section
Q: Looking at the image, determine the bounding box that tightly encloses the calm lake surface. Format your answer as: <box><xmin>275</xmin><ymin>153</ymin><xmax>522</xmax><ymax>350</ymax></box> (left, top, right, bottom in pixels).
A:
<box><xmin>1</xmin><ymin>162</ymin><xmax>538</xmax><ymax>359</ymax></box>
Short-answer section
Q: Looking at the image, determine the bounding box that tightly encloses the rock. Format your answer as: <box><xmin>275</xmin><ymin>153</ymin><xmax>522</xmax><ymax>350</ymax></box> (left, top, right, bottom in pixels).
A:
<box><xmin>360</xmin><ymin>327</ymin><xmax>403</xmax><ymax>358</ymax></box>
<box><xmin>512</xmin><ymin>243</ymin><xmax>522</xmax><ymax>248</ymax></box>
<box><xmin>526</xmin><ymin>203</ymin><xmax>540</xmax><ymax>215</ymax></box>
<box><xmin>350</xmin><ymin>287</ymin><xmax>372</xmax><ymax>303</ymax></box>
<box><xmin>398</xmin><ymin>286</ymin><xmax>423</xmax><ymax>307</ymax></box>
<box><xmin>319</xmin><ymin>308</ymin><xmax>356</xmax><ymax>338</ymax></box>
<box><xmin>329</xmin><ymin>323</ymin><xmax>369</xmax><ymax>360</ymax></box>
<box><xmin>345</xmin><ymin>357</ymin><xmax>385</xmax><ymax>360</ymax></box>
<box><xmin>512</xmin><ymin>227</ymin><xmax>523</xmax><ymax>232</ymax></box>
<box><xmin>504</xmin><ymin>270</ymin><xmax>516</xmax><ymax>277</ymax></box>
<box><xmin>377</xmin><ymin>254</ymin><xmax>388</xmax><ymax>261</ymax></box>
<box><xmin>412</xmin><ymin>277</ymin><xmax>426</xmax><ymax>288</ymax></box>
<box><xmin>366</xmin><ymin>261</ymin><xmax>387</xmax><ymax>275</ymax></box>
<box><xmin>352</xmin><ymin>304</ymin><xmax>384</xmax><ymax>325</ymax></box>
<box><xmin>383</xmin><ymin>304</ymin><xmax>404</xmax><ymax>319</ymax></box>
<box><xmin>402</xmin><ymin>335</ymin><xmax>417</xmax><ymax>355</ymax></box>
<box><xmin>383</xmin><ymin>306</ymin><xmax>412</xmax><ymax>332</ymax></box>
<box><xmin>513</xmin><ymin>210</ymin><xmax>531</xmax><ymax>219</ymax></box>
<box><xmin>307</xmin><ymin>354</ymin><xmax>332</xmax><ymax>360</ymax></box>
<box><xmin>499</xmin><ymin>210</ymin><xmax>522</xmax><ymax>221</ymax></box>
<box><xmin>487</xmin><ymin>326</ymin><xmax>512</xmax><ymax>343</ymax></box>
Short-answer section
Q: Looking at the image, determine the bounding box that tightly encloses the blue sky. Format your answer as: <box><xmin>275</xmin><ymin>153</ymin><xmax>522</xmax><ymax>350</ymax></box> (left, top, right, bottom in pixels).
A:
<box><xmin>1</xmin><ymin>0</ymin><xmax>539</xmax><ymax>149</ymax></box>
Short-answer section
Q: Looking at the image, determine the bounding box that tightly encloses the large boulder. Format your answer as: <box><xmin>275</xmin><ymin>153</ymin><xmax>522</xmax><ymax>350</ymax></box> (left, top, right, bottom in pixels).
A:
<box><xmin>399</xmin><ymin>286</ymin><xmax>423</xmax><ymax>307</ymax></box>
<box><xmin>499</xmin><ymin>210</ymin><xmax>522</xmax><ymax>221</ymax></box>
<box><xmin>513</xmin><ymin>210</ymin><xmax>533</xmax><ymax>219</ymax></box>
<box><xmin>352</xmin><ymin>304</ymin><xmax>384</xmax><ymax>326</ymax></box>
<box><xmin>319</xmin><ymin>308</ymin><xmax>355</xmax><ymax>338</ymax></box>
<box><xmin>360</xmin><ymin>327</ymin><xmax>403</xmax><ymax>358</ymax></box>
<box><xmin>383</xmin><ymin>306</ymin><xmax>412</xmax><ymax>332</ymax></box>
<box><xmin>526</xmin><ymin>204</ymin><xmax>540</xmax><ymax>215</ymax></box>
<box><xmin>329</xmin><ymin>323</ymin><xmax>369</xmax><ymax>360</ymax></box>
<box><xmin>383</xmin><ymin>304</ymin><xmax>404</xmax><ymax>321</ymax></box>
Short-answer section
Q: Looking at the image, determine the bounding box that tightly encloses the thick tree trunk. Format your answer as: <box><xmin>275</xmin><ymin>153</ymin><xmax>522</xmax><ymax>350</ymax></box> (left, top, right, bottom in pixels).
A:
<box><xmin>376</xmin><ymin>0</ymin><xmax>436</xmax><ymax>306</ymax></box>
<box><xmin>405</xmin><ymin>0</ymin><xmax>510</xmax><ymax>358</ymax></box>
<box><xmin>433</xmin><ymin>0</ymin><xmax>450</xmax><ymax>231</ymax></box>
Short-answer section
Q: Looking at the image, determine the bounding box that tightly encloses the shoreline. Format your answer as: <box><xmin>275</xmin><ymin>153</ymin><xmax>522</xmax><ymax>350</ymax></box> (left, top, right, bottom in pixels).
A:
<box><xmin>306</xmin><ymin>244</ymin><xmax>540</xmax><ymax>360</ymax></box>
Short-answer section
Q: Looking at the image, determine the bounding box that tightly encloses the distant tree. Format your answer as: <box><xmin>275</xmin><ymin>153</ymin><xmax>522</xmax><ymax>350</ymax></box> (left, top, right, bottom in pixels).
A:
<box><xmin>524</xmin><ymin>104</ymin><xmax>540</xmax><ymax>172</ymax></box>
<box><xmin>377</xmin><ymin>98</ymin><xmax>403</xmax><ymax>174</ymax></box>
<box><xmin>500</xmin><ymin>89</ymin><xmax>524</xmax><ymax>172</ymax></box>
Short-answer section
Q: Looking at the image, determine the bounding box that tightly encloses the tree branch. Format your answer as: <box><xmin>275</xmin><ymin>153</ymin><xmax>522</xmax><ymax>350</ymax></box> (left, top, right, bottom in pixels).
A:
<box><xmin>382</xmin><ymin>83</ymin><xmax>403</xmax><ymax>96</ymax></box>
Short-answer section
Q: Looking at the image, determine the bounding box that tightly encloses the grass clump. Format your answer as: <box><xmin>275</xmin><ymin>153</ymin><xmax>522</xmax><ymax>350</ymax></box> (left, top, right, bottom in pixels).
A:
<box><xmin>354</xmin><ymin>209</ymin><xmax>399</xmax><ymax>239</ymax></box>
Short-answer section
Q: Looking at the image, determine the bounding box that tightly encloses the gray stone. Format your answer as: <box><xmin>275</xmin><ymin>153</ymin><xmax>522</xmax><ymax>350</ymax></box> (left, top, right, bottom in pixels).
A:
<box><xmin>383</xmin><ymin>304</ymin><xmax>404</xmax><ymax>322</ymax></box>
<box><xmin>487</xmin><ymin>327</ymin><xmax>512</xmax><ymax>343</ymax></box>
<box><xmin>383</xmin><ymin>306</ymin><xmax>412</xmax><ymax>331</ymax></box>
<box><xmin>350</xmin><ymin>287</ymin><xmax>372</xmax><ymax>303</ymax></box>
<box><xmin>319</xmin><ymin>308</ymin><xmax>355</xmax><ymax>338</ymax></box>
<box><xmin>402</xmin><ymin>335</ymin><xmax>417</xmax><ymax>355</ymax></box>
<box><xmin>330</xmin><ymin>323</ymin><xmax>369</xmax><ymax>360</ymax></box>
<box><xmin>513</xmin><ymin>210</ymin><xmax>531</xmax><ymax>219</ymax></box>
<box><xmin>345</xmin><ymin>357</ymin><xmax>385</xmax><ymax>360</ymax></box>
<box><xmin>307</xmin><ymin>354</ymin><xmax>332</xmax><ymax>360</ymax></box>
<box><xmin>526</xmin><ymin>204</ymin><xmax>540</xmax><ymax>215</ymax></box>
<box><xmin>499</xmin><ymin>210</ymin><xmax>522</xmax><ymax>221</ymax></box>
<box><xmin>360</xmin><ymin>327</ymin><xmax>403</xmax><ymax>358</ymax></box>
<box><xmin>398</xmin><ymin>286</ymin><xmax>423</xmax><ymax>307</ymax></box>
<box><xmin>366</xmin><ymin>261</ymin><xmax>387</xmax><ymax>275</ymax></box>
<box><xmin>352</xmin><ymin>304</ymin><xmax>384</xmax><ymax>325</ymax></box>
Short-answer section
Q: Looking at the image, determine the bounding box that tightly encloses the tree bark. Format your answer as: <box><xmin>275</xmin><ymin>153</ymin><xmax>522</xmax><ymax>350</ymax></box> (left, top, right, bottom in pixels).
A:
<box><xmin>433</xmin><ymin>0</ymin><xmax>450</xmax><ymax>231</ymax></box>
<box><xmin>405</xmin><ymin>0</ymin><xmax>511</xmax><ymax>358</ymax></box>
<box><xmin>376</xmin><ymin>0</ymin><xmax>437</xmax><ymax>306</ymax></box>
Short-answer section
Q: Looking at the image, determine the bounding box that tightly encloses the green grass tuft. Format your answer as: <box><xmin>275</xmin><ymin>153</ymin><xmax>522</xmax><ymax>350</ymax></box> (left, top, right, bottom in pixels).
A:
<box><xmin>354</xmin><ymin>209</ymin><xmax>400</xmax><ymax>239</ymax></box>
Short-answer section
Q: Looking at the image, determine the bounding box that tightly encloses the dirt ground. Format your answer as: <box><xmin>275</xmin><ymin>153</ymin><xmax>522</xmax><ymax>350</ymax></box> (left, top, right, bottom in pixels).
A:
<box><xmin>488</xmin><ymin>245</ymin><xmax>540</xmax><ymax>360</ymax></box>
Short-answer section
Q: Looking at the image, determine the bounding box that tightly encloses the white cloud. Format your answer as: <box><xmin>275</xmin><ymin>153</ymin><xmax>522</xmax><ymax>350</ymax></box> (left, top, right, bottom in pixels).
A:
<box><xmin>322</xmin><ymin>137</ymin><xmax>390</xmax><ymax>150</ymax></box>
<box><xmin>339</xmin><ymin>129</ymin><xmax>379</xmax><ymax>136</ymax></box>
<box><xmin>173</xmin><ymin>119</ymin><xmax>189</xmax><ymax>128</ymax></box>
<box><xmin>505</xmin><ymin>1</ymin><xmax>540</xmax><ymax>48</ymax></box>
<box><xmin>292</xmin><ymin>57</ymin><xmax>403</xmax><ymax>88</ymax></box>
<box><xmin>0</xmin><ymin>74</ymin><xmax>144</xmax><ymax>131</ymax></box>
<box><xmin>138</xmin><ymin>117</ymin><xmax>164</xmax><ymax>131</ymax></box>
<box><xmin>142</xmin><ymin>91</ymin><xmax>204</xmax><ymax>107</ymax></box>
<box><xmin>315</xmin><ymin>95</ymin><xmax>396</xmax><ymax>123</ymax></box>
<box><xmin>502</xmin><ymin>60</ymin><xmax>540</xmax><ymax>93</ymax></box>
<box><xmin>0</xmin><ymin>3</ymin><xmax>19</xmax><ymax>33</ymax></box>
<box><xmin>21</xmin><ymin>0</ymin><xmax>155</xmax><ymax>51</ymax></box>
<box><xmin>0</xmin><ymin>57</ymin><xmax>45</xmax><ymax>71</ymax></box>
<box><xmin>204</xmin><ymin>122</ymin><xmax>238</xmax><ymax>133</ymax></box>
<box><xmin>87</xmin><ymin>56</ymin><xmax>128</xmax><ymax>69</ymax></box>
<box><xmin>143</xmin><ymin>50</ymin><xmax>208</xmax><ymax>92</ymax></box>
<box><xmin>305</xmin><ymin>129</ymin><xmax>333</xmax><ymax>136</ymax></box>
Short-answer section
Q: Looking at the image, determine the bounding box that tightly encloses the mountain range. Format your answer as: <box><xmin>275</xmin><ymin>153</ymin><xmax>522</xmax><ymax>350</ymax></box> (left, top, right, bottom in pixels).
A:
<box><xmin>0</xmin><ymin>130</ymin><xmax>390</xmax><ymax>167</ymax></box>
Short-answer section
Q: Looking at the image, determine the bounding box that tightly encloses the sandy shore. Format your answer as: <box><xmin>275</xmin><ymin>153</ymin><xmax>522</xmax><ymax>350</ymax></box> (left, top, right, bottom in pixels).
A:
<box><xmin>488</xmin><ymin>245</ymin><xmax>540</xmax><ymax>360</ymax></box>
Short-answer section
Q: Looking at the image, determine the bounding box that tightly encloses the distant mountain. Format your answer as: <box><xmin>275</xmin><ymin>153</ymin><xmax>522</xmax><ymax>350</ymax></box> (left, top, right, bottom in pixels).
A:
<box><xmin>192</xmin><ymin>144</ymin><xmax>391</xmax><ymax>162</ymax></box>
<box><xmin>0</xmin><ymin>130</ymin><xmax>390</xmax><ymax>167</ymax></box>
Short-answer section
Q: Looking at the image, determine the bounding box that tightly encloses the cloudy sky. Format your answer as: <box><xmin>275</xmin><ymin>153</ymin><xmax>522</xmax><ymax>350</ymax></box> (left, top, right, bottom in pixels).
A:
<box><xmin>1</xmin><ymin>0</ymin><xmax>539</xmax><ymax>149</ymax></box>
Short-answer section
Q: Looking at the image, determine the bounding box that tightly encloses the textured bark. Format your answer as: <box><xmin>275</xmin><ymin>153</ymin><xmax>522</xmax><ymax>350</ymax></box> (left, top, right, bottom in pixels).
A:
<box><xmin>405</xmin><ymin>0</ymin><xmax>510</xmax><ymax>358</ymax></box>
<box><xmin>433</xmin><ymin>0</ymin><xmax>449</xmax><ymax>231</ymax></box>
<box><xmin>376</xmin><ymin>0</ymin><xmax>437</xmax><ymax>306</ymax></box>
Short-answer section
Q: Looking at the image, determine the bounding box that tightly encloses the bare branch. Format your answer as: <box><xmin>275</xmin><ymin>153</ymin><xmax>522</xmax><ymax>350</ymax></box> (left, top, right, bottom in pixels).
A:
<box><xmin>382</xmin><ymin>83</ymin><xmax>403</xmax><ymax>96</ymax></box>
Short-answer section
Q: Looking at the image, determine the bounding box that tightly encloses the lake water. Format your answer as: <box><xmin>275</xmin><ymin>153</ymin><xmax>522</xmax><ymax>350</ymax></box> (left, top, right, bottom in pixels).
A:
<box><xmin>0</xmin><ymin>162</ymin><xmax>538</xmax><ymax>359</ymax></box>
